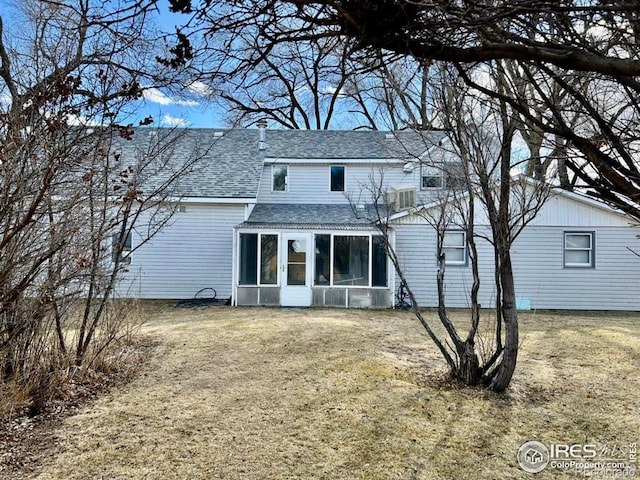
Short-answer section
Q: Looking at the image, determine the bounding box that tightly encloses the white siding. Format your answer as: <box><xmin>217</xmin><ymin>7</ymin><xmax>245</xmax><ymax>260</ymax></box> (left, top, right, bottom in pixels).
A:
<box><xmin>394</xmin><ymin>224</ymin><xmax>496</xmax><ymax>308</ymax></box>
<box><xmin>394</xmin><ymin>187</ymin><xmax>635</xmax><ymax>228</ymax></box>
<box><xmin>511</xmin><ymin>226</ymin><xmax>640</xmax><ymax>310</ymax></box>
<box><xmin>530</xmin><ymin>193</ymin><xmax>633</xmax><ymax>227</ymax></box>
<box><xmin>116</xmin><ymin>204</ymin><xmax>246</xmax><ymax>299</ymax></box>
<box><xmin>394</xmin><ymin>222</ymin><xmax>640</xmax><ymax>311</ymax></box>
<box><xmin>257</xmin><ymin>163</ymin><xmax>420</xmax><ymax>204</ymax></box>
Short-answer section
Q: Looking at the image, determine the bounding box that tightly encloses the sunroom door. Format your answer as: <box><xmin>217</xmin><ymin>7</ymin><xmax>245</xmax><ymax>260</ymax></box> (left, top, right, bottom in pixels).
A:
<box><xmin>281</xmin><ymin>232</ymin><xmax>311</xmax><ymax>307</ymax></box>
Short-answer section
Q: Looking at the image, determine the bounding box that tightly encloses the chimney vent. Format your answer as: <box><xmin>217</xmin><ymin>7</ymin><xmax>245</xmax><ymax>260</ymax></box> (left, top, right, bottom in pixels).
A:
<box><xmin>257</xmin><ymin>119</ymin><xmax>267</xmax><ymax>150</ymax></box>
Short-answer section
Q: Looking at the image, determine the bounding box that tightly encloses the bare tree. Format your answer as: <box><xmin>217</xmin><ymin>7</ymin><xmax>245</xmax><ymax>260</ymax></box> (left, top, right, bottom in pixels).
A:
<box><xmin>346</xmin><ymin>53</ymin><xmax>437</xmax><ymax>130</ymax></box>
<box><xmin>355</xmin><ymin>64</ymin><xmax>549</xmax><ymax>392</ymax></box>
<box><xmin>164</xmin><ymin>1</ymin><xmax>438</xmax><ymax>130</ymax></box>
<box><xmin>0</xmin><ymin>0</ymin><xmax>197</xmax><ymax>413</ymax></box>
<box><xmin>214</xmin><ymin>35</ymin><xmax>356</xmax><ymax>129</ymax></box>
<box><xmin>167</xmin><ymin>0</ymin><xmax>640</xmax><ymax>217</ymax></box>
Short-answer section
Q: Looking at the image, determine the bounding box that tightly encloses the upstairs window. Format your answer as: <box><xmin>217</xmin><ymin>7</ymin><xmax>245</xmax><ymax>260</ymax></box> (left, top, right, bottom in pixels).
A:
<box><xmin>564</xmin><ymin>232</ymin><xmax>595</xmax><ymax>268</ymax></box>
<box><xmin>272</xmin><ymin>165</ymin><xmax>288</xmax><ymax>192</ymax></box>
<box><xmin>421</xmin><ymin>163</ymin><xmax>466</xmax><ymax>190</ymax></box>
<box><xmin>422</xmin><ymin>165</ymin><xmax>443</xmax><ymax>188</ymax></box>
<box><xmin>112</xmin><ymin>232</ymin><xmax>132</xmax><ymax>264</ymax></box>
<box><xmin>330</xmin><ymin>165</ymin><xmax>345</xmax><ymax>192</ymax></box>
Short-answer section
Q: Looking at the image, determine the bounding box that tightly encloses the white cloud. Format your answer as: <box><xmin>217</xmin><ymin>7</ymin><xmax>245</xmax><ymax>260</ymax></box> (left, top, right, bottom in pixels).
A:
<box><xmin>161</xmin><ymin>114</ymin><xmax>188</xmax><ymax>127</ymax></box>
<box><xmin>186</xmin><ymin>81</ymin><xmax>214</xmax><ymax>96</ymax></box>
<box><xmin>143</xmin><ymin>87</ymin><xmax>199</xmax><ymax>107</ymax></box>
<box><xmin>65</xmin><ymin>114</ymin><xmax>102</xmax><ymax>127</ymax></box>
<box><xmin>321</xmin><ymin>85</ymin><xmax>341</xmax><ymax>95</ymax></box>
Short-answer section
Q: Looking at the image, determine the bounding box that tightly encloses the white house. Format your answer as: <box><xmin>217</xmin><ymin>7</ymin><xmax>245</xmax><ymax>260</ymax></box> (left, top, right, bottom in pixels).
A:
<box><xmin>116</xmin><ymin>127</ymin><xmax>640</xmax><ymax>311</ymax></box>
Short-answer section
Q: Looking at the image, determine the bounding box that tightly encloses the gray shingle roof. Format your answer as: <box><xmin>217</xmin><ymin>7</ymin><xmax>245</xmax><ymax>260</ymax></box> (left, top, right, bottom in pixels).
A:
<box><xmin>119</xmin><ymin>128</ymin><xmax>445</xmax><ymax>198</ymax></box>
<box><xmin>239</xmin><ymin>204</ymin><xmax>377</xmax><ymax>230</ymax></box>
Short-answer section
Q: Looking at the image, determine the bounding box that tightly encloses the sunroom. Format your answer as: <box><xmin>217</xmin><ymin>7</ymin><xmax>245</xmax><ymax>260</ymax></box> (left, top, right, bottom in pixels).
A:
<box><xmin>233</xmin><ymin>204</ymin><xmax>393</xmax><ymax>308</ymax></box>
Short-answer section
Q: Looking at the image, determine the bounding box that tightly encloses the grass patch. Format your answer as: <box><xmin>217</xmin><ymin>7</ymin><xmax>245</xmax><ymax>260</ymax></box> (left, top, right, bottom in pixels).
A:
<box><xmin>6</xmin><ymin>306</ymin><xmax>640</xmax><ymax>479</ymax></box>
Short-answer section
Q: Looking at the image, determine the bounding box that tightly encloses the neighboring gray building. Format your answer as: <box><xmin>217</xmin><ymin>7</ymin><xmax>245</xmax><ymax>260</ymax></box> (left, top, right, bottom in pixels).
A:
<box><xmin>116</xmin><ymin>128</ymin><xmax>640</xmax><ymax>311</ymax></box>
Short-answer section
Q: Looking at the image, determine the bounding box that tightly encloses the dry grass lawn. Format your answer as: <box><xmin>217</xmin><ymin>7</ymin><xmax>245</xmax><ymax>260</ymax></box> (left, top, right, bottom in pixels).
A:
<box><xmin>11</xmin><ymin>305</ymin><xmax>640</xmax><ymax>479</ymax></box>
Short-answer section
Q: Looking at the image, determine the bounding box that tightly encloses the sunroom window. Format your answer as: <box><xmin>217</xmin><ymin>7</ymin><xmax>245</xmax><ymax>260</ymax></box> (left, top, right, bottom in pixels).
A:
<box><xmin>333</xmin><ymin>236</ymin><xmax>369</xmax><ymax>286</ymax></box>
<box><xmin>314</xmin><ymin>234</ymin><xmax>330</xmax><ymax>285</ymax></box>
<box><xmin>260</xmin><ymin>235</ymin><xmax>278</xmax><ymax>284</ymax></box>
<box><xmin>313</xmin><ymin>234</ymin><xmax>388</xmax><ymax>288</ymax></box>
<box><xmin>239</xmin><ymin>233</ymin><xmax>279</xmax><ymax>285</ymax></box>
<box><xmin>371</xmin><ymin>236</ymin><xmax>388</xmax><ymax>287</ymax></box>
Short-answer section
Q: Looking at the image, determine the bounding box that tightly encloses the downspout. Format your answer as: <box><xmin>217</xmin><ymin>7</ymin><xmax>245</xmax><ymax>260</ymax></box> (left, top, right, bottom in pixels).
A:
<box><xmin>389</xmin><ymin>228</ymin><xmax>396</xmax><ymax>308</ymax></box>
<box><xmin>232</xmin><ymin>225</ymin><xmax>238</xmax><ymax>306</ymax></box>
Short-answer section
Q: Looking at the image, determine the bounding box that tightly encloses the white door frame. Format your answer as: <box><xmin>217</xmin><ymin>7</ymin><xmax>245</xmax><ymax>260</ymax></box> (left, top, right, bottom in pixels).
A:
<box><xmin>280</xmin><ymin>232</ymin><xmax>312</xmax><ymax>307</ymax></box>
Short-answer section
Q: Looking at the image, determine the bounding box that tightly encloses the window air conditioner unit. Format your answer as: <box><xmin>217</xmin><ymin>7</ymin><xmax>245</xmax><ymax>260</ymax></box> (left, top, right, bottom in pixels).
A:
<box><xmin>385</xmin><ymin>187</ymin><xmax>416</xmax><ymax>212</ymax></box>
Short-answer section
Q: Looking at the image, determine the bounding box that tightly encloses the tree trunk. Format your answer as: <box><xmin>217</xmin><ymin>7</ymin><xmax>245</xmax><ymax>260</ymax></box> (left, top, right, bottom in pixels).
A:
<box><xmin>488</xmin><ymin>251</ymin><xmax>519</xmax><ymax>392</ymax></box>
<box><xmin>458</xmin><ymin>340</ymin><xmax>482</xmax><ymax>385</ymax></box>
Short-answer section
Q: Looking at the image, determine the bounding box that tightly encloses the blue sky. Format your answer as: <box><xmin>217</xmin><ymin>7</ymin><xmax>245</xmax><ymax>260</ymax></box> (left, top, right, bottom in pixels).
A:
<box><xmin>140</xmin><ymin>1</ymin><xmax>226</xmax><ymax>128</ymax></box>
<box><xmin>138</xmin><ymin>82</ymin><xmax>227</xmax><ymax>129</ymax></box>
<box><xmin>0</xmin><ymin>0</ymin><xmax>226</xmax><ymax>128</ymax></box>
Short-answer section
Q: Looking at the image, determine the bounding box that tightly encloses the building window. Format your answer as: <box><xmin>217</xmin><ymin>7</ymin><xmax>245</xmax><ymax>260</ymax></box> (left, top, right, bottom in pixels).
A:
<box><xmin>313</xmin><ymin>234</ymin><xmax>388</xmax><ymax>288</ymax></box>
<box><xmin>330</xmin><ymin>165</ymin><xmax>345</xmax><ymax>192</ymax></box>
<box><xmin>314</xmin><ymin>234</ymin><xmax>331</xmax><ymax>285</ymax></box>
<box><xmin>421</xmin><ymin>163</ymin><xmax>465</xmax><ymax>190</ymax></box>
<box><xmin>239</xmin><ymin>233</ymin><xmax>258</xmax><ymax>285</ymax></box>
<box><xmin>333</xmin><ymin>236</ymin><xmax>369</xmax><ymax>286</ymax></box>
<box><xmin>422</xmin><ymin>165</ymin><xmax>443</xmax><ymax>188</ymax></box>
<box><xmin>371</xmin><ymin>235</ymin><xmax>388</xmax><ymax>287</ymax></box>
<box><xmin>272</xmin><ymin>165</ymin><xmax>288</xmax><ymax>192</ymax></box>
<box><xmin>564</xmin><ymin>232</ymin><xmax>595</xmax><ymax>267</ymax></box>
<box><xmin>112</xmin><ymin>232</ymin><xmax>132</xmax><ymax>264</ymax></box>
<box><xmin>442</xmin><ymin>231</ymin><xmax>466</xmax><ymax>266</ymax></box>
<box><xmin>240</xmin><ymin>233</ymin><xmax>280</xmax><ymax>285</ymax></box>
<box><xmin>260</xmin><ymin>234</ymin><xmax>278</xmax><ymax>284</ymax></box>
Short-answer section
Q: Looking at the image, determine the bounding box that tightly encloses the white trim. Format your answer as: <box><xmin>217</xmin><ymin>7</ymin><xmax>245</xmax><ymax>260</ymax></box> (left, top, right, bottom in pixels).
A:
<box><xmin>55</xmin><ymin>195</ymin><xmax>255</xmax><ymax>205</ymax></box>
<box><xmin>177</xmin><ymin>197</ymin><xmax>256</xmax><ymax>204</ymax></box>
<box><xmin>264</xmin><ymin>157</ymin><xmax>406</xmax><ymax>165</ymax></box>
<box><xmin>244</xmin><ymin>203</ymin><xmax>256</xmax><ymax>221</ymax></box>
